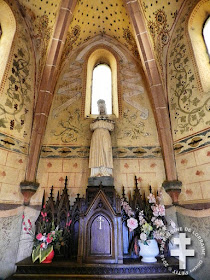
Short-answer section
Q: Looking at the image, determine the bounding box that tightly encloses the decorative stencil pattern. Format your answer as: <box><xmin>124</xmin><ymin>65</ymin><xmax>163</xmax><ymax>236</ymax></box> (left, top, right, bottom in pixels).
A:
<box><xmin>40</xmin><ymin>145</ymin><xmax>162</xmax><ymax>159</ymax></box>
<box><xmin>167</xmin><ymin>0</ymin><xmax>210</xmax><ymax>139</ymax></box>
<box><xmin>66</xmin><ymin>0</ymin><xmax>139</xmax><ymax>59</ymax></box>
<box><xmin>0</xmin><ymin>132</ymin><xmax>29</xmax><ymax>155</ymax></box>
<box><xmin>174</xmin><ymin>128</ymin><xmax>210</xmax><ymax>155</ymax></box>
<box><xmin>139</xmin><ymin>0</ymin><xmax>185</xmax><ymax>81</ymax></box>
<box><xmin>0</xmin><ymin>2</ymin><xmax>35</xmax><ymax>142</ymax></box>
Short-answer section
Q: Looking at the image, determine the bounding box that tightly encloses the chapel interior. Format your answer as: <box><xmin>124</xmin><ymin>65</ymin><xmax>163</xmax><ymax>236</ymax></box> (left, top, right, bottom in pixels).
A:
<box><xmin>0</xmin><ymin>0</ymin><xmax>210</xmax><ymax>279</ymax></box>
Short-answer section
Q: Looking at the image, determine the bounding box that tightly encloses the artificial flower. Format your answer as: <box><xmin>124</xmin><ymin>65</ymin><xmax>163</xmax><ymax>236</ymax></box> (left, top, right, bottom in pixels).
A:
<box><xmin>140</xmin><ymin>232</ymin><xmax>147</xmax><ymax>241</ymax></box>
<box><xmin>127</xmin><ymin>217</ymin><xmax>138</xmax><ymax>231</ymax></box>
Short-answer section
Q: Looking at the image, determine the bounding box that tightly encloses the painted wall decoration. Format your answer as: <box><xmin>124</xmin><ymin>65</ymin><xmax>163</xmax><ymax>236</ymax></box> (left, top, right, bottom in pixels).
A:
<box><xmin>16</xmin><ymin>1</ymin><xmax>58</xmax><ymax>91</ymax></box>
<box><xmin>167</xmin><ymin>0</ymin><xmax>210</xmax><ymax>140</ymax></box>
<box><xmin>0</xmin><ymin>1</ymin><xmax>35</xmax><ymax>143</ymax></box>
<box><xmin>66</xmin><ymin>0</ymin><xmax>139</xmax><ymax>58</ymax></box>
<box><xmin>43</xmin><ymin>36</ymin><xmax>159</xmax><ymax>149</ymax></box>
<box><xmin>0</xmin><ymin>46</ymin><xmax>31</xmax><ymax>133</ymax></box>
<box><xmin>173</xmin><ymin>128</ymin><xmax>210</xmax><ymax>155</ymax></box>
<box><xmin>43</xmin><ymin>57</ymin><xmax>92</xmax><ymax>146</ymax></box>
<box><xmin>0</xmin><ymin>132</ymin><xmax>28</xmax><ymax>155</ymax></box>
<box><xmin>120</xmin><ymin>61</ymin><xmax>148</xmax><ymax>120</ymax></box>
<box><xmin>139</xmin><ymin>0</ymin><xmax>184</xmax><ymax>82</ymax></box>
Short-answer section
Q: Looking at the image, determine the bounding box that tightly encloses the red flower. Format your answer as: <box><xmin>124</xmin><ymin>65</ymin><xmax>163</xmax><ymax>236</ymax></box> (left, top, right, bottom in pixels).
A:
<box><xmin>28</xmin><ymin>219</ymin><xmax>31</xmax><ymax>225</ymax></box>
<box><xmin>24</xmin><ymin>227</ymin><xmax>27</xmax><ymax>231</ymax></box>
<box><xmin>36</xmin><ymin>233</ymin><xmax>43</xmax><ymax>240</ymax></box>
<box><xmin>40</xmin><ymin>243</ymin><xmax>45</xmax><ymax>249</ymax></box>
<box><xmin>46</xmin><ymin>236</ymin><xmax>53</xmax><ymax>244</ymax></box>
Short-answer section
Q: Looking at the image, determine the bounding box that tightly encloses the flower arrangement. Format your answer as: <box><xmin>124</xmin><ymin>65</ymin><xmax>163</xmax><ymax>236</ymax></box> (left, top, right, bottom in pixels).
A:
<box><xmin>22</xmin><ymin>207</ymin><xmax>71</xmax><ymax>263</ymax></box>
<box><xmin>122</xmin><ymin>192</ymin><xmax>168</xmax><ymax>246</ymax></box>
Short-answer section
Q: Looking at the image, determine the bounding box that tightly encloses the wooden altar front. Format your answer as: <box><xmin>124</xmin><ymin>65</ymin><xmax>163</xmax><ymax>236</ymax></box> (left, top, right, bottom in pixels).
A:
<box><xmin>77</xmin><ymin>188</ymin><xmax>123</xmax><ymax>264</ymax></box>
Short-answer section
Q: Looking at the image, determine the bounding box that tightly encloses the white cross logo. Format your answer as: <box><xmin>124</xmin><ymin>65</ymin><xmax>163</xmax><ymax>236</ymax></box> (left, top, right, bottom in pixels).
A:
<box><xmin>171</xmin><ymin>233</ymin><xmax>195</xmax><ymax>269</ymax></box>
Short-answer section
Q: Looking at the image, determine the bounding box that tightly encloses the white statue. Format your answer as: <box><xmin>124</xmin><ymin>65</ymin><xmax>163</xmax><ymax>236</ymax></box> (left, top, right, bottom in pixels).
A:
<box><xmin>89</xmin><ymin>99</ymin><xmax>114</xmax><ymax>177</ymax></box>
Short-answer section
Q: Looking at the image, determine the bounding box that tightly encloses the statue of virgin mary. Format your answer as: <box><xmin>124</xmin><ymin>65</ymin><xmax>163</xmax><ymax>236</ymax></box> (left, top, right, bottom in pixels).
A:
<box><xmin>89</xmin><ymin>99</ymin><xmax>114</xmax><ymax>177</ymax></box>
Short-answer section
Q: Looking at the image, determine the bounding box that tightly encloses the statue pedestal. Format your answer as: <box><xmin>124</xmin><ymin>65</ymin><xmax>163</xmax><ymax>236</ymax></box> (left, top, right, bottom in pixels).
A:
<box><xmin>88</xmin><ymin>176</ymin><xmax>114</xmax><ymax>187</ymax></box>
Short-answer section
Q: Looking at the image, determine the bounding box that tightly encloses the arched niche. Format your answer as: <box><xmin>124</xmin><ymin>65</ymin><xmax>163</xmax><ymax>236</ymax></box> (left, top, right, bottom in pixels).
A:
<box><xmin>84</xmin><ymin>47</ymin><xmax>119</xmax><ymax>118</ymax></box>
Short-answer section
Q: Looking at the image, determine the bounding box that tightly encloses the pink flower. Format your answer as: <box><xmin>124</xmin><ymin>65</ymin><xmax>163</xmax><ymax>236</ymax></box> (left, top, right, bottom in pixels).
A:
<box><xmin>152</xmin><ymin>205</ymin><xmax>159</xmax><ymax>217</ymax></box>
<box><xmin>147</xmin><ymin>193</ymin><xmax>156</xmax><ymax>204</ymax></box>
<box><xmin>152</xmin><ymin>204</ymin><xmax>165</xmax><ymax>217</ymax></box>
<box><xmin>44</xmin><ymin>213</ymin><xmax>47</xmax><ymax>217</ymax></box>
<box><xmin>24</xmin><ymin>227</ymin><xmax>27</xmax><ymax>231</ymax></box>
<box><xmin>28</xmin><ymin>219</ymin><xmax>31</xmax><ymax>225</ymax></box>
<box><xmin>22</xmin><ymin>215</ymin><xmax>25</xmax><ymax>219</ymax></box>
<box><xmin>43</xmin><ymin>205</ymin><xmax>46</xmax><ymax>209</ymax></box>
<box><xmin>158</xmin><ymin>205</ymin><xmax>165</xmax><ymax>216</ymax></box>
<box><xmin>36</xmin><ymin>233</ymin><xmax>43</xmax><ymax>240</ymax></box>
<box><xmin>41</xmin><ymin>212</ymin><xmax>44</xmax><ymax>217</ymax></box>
<box><xmin>127</xmin><ymin>217</ymin><xmax>138</xmax><ymax>231</ymax></box>
<box><xmin>23</xmin><ymin>222</ymin><xmax>25</xmax><ymax>225</ymax></box>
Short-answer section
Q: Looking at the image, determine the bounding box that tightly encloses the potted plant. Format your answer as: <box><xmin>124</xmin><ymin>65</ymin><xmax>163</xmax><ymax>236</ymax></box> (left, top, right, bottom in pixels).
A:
<box><xmin>22</xmin><ymin>208</ymin><xmax>71</xmax><ymax>263</ymax></box>
<box><xmin>121</xmin><ymin>192</ymin><xmax>171</xmax><ymax>262</ymax></box>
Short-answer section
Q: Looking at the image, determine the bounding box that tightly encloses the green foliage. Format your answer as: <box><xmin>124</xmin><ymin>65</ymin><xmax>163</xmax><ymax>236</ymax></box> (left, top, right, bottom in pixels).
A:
<box><xmin>32</xmin><ymin>244</ymin><xmax>53</xmax><ymax>263</ymax></box>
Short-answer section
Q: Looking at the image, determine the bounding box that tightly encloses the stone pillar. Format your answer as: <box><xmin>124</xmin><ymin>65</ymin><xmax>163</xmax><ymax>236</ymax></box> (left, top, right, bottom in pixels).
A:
<box><xmin>162</xmin><ymin>180</ymin><xmax>182</xmax><ymax>204</ymax></box>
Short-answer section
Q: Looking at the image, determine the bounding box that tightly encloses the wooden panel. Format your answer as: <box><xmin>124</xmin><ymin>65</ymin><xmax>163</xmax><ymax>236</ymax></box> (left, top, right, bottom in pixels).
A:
<box><xmin>90</xmin><ymin>215</ymin><xmax>111</xmax><ymax>256</ymax></box>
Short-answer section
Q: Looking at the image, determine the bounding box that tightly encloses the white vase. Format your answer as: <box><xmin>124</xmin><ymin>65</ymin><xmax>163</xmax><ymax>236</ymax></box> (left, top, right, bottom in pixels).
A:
<box><xmin>138</xmin><ymin>239</ymin><xmax>159</xmax><ymax>263</ymax></box>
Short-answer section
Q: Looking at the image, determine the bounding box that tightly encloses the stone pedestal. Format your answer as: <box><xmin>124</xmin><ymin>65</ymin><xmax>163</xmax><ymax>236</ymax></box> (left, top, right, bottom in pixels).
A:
<box><xmin>88</xmin><ymin>176</ymin><xmax>114</xmax><ymax>187</ymax></box>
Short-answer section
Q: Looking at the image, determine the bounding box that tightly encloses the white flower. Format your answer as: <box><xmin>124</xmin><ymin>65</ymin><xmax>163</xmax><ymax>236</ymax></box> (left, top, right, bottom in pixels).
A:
<box><xmin>153</xmin><ymin>219</ymin><xmax>164</xmax><ymax>228</ymax></box>
<box><xmin>140</xmin><ymin>232</ymin><xmax>147</xmax><ymax>241</ymax></box>
<box><xmin>139</xmin><ymin>218</ymin><xmax>146</xmax><ymax>225</ymax></box>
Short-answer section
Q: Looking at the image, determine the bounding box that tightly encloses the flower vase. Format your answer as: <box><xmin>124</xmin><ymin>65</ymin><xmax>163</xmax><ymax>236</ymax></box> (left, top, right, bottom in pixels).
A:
<box><xmin>138</xmin><ymin>239</ymin><xmax>159</xmax><ymax>263</ymax></box>
<box><xmin>41</xmin><ymin>250</ymin><xmax>55</xmax><ymax>263</ymax></box>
